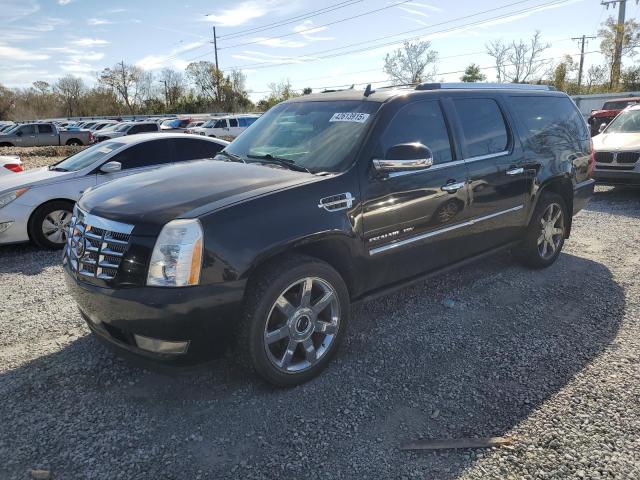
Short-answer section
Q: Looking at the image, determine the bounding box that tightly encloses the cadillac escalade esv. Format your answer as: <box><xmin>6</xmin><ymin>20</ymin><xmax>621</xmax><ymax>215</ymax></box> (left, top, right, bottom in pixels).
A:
<box><xmin>64</xmin><ymin>83</ymin><xmax>595</xmax><ymax>387</ymax></box>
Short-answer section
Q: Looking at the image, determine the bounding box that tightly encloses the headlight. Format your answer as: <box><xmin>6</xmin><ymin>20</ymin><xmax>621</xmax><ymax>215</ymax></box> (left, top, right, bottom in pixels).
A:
<box><xmin>0</xmin><ymin>188</ymin><xmax>28</xmax><ymax>209</ymax></box>
<box><xmin>147</xmin><ymin>219</ymin><xmax>203</xmax><ymax>287</ymax></box>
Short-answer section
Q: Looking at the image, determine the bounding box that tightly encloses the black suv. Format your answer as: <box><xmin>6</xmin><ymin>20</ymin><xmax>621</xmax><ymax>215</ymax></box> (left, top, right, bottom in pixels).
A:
<box><xmin>64</xmin><ymin>83</ymin><xmax>595</xmax><ymax>386</ymax></box>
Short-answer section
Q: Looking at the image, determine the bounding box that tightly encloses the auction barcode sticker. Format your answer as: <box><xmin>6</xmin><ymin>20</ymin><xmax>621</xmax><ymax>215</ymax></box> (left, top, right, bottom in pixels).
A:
<box><xmin>329</xmin><ymin>112</ymin><xmax>370</xmax><ymax>123</ymax></box>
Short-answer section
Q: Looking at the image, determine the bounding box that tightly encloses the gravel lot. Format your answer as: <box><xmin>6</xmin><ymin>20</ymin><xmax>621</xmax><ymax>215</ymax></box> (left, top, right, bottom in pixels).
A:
<box><xmin>1</xmin><ymin>186</ymin><xmax>639</xmax><ymax>479</ymax></box>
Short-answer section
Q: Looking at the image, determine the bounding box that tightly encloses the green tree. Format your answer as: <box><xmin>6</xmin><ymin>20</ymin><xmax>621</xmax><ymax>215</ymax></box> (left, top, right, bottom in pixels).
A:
<box><xmin>460</xmin><ymin>64</ymin><xmax>486</xmax><ymax>82</ymax></box>
<box><xmin>598</xmin><ymin>16</ymin><xmax>640</xmax><ymax>88</ymax></box>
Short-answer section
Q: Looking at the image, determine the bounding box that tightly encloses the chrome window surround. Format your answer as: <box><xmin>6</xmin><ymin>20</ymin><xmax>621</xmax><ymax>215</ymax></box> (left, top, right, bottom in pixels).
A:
<box><xmin>369</xmin><ymin>204</ymin><xmax>524</xmax><ymax>255</ymax></box>
<box><xmin>387</xmin><ymin>150</ymin><xmax>510</xmax><ymax>178</ymax></box>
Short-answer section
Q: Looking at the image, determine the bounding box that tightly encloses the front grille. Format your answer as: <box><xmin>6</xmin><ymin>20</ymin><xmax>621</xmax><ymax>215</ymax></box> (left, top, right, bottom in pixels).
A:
<box><xmin>595</xmin><ymin>152</ymin><xmax>614</xmax><ymax>163</ymax></box>
<box><xmin>616</xmin><ymin>152</ymin><xmax>640</xmax><ymax>164</ymax></box>
<box><xmin>65</xmin><ymin>208</ymin><xmax>133</xmax><ymax>281</ymax></box>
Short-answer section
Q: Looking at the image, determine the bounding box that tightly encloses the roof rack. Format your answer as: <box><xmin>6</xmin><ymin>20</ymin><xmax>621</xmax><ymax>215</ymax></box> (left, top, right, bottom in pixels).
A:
<box><xmin>415</xmin><ymin>82</ymin><xmax>555</xmax><ymax>91</ymax></box>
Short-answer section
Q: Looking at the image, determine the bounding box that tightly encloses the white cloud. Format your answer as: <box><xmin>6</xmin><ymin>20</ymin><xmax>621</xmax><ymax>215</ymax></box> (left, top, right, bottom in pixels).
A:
<box><xmin>73</xmin><ymin>38</ymin><xmax>110</xmax><ymax>47</ymax></box>
<box><xmin>398</xmin><ymin>7</ymin><xmax>431</xmax><ymax>18</ymax></box>
<box><xmin>3</xmin><ymin>0</ymin><xmax>40</xmax><ymax>22</ymax></box>
<box><xmin>135</xmin><ymin>41</ymin><xmax>206</xmax><ymax>71</ymax></box>
<box><xmin>59</xmin><ymin>61</ymin><xmax>95</xmax><ymax>73</ymax></box>
<box><xmin>252</xmin><ymin>38</ymin><xmax>307</xmax><ymax>48</ymax></box>
<box><xmin>88</xmin><ymin>18</ymin><xmax>113</xmax><ymax>26</ymax></box>
<box><xmin>0</xmin><ymin>43</ymin><xmax>50</xmax><ymax>61</ymax></box>
<box><xmin>232</xmin><ymin>50</ymin><xmax>317</xmax><ymax>65</ymax></box>
<box><xmin>203</xmin><ymin>1</ymin><xmax>268</xmax><ymax>27</ymax></box>
<box><xmin>403</xmin><ymin>2</ymin><xmax>443</xmax><ymax>12</ymax></box>
<box><xmin>58</xmin><ymin>0</ymin><xmax>75</xmax><ymax>5</ymax></box>
<box><xmin>293</xmin><ymin>20</ymin><xmax>334</xmax><ymax>42</ymax></box>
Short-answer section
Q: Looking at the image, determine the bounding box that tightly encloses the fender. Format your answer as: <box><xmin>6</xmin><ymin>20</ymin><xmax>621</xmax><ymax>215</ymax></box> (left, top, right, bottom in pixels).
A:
<box><xmin>526</xmin><ymin>173</ymin><xmax>575</xmax><ymax>237</ymax></box>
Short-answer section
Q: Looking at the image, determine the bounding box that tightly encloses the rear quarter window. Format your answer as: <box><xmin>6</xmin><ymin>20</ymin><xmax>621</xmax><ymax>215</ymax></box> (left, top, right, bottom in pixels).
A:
<box><xmin>509</xmin><ymin>96</ymin><xmax>589</xmax><ymax>146</ymax></box>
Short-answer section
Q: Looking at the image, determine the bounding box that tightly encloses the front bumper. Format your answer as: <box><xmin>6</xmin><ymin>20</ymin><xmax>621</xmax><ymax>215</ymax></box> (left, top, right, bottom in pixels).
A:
<box><xmin>64</xmin><ymin>265</ymin><xmax>246</xmax><ymax>367</ymax></box>
<box><xmin>0</xmin><ymin>201</ymin><xmax>31</xmax><ymax>245</ymax></box>
<box><xmin>592</xmin><ymin>166</ymin><xmax>640</xmax><ymax>186</ymax></box>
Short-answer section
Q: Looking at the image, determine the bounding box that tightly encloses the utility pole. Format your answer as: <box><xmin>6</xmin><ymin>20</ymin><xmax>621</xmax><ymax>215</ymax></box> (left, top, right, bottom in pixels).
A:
<box><xmin>601</xmin><ymin>0</ymin><xmax>628</xmax><ymax>88</ymax></box>
<box><xmin>212</xmin><ymin>26</ymin><xmax>219</xmax><ymax>72</ymax></box>
<box><xmin>572</xmin><ymin>35</ymin><xmax>597</xmax><ymax>91</ymax></box>
<box><xmin>160</xmin><ymin>80</ymin><xmax>169</xmax><ymax>107</ymax></box>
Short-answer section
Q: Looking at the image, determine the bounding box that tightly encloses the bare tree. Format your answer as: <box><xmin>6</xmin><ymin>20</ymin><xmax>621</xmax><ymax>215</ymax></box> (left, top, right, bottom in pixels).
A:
<box><xmin>55</xmin><ymin>75</ymin><xmax>84</xmax><ymax>117</ymax></box>
<box><xmin>99</xmin><ymin>61</ymin><xmax>150</xmax><ymax>114</ymax></box>
<box><xmin>383</xmin><ymin>40</ymin><xmax>438</xmax><ymax>84</ymax></box>
<box><xmin>158</xmin><ymin>69</ymin><xmax>186</xmax><ymax>108</ymax></box>
<box><xmin>186</xmin><ymin>61</ymin><xmax>224</xmax><ymax>103</ymax></box>
<box><xmin>0</xmin><ymin>83</ymin><xmax>15</xmax><ymax>120</ymax></box>
<box><xmin>585</xmin><ymin>65</ymin><xmax>609</xmax><ymax>93</ymax></box>
<box><xmin>486</xmin><ymin>31</ymin><xmax>550</xmax><ymax>83</ymax></box>
<box><xmin>32</xmin><ymin>81</ymin><xmax>50</xmax><ymax>95</ymax></box>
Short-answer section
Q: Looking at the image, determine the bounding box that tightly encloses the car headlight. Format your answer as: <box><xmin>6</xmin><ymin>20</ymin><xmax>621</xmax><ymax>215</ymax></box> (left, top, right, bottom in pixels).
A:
<box><xmin>0</xmin><ymin>188</ymin><xmax>28</xmax><ymax>209</ymax></box>
<box><xmin>147</xmin><ymin>219</ymin><xmax>203</xmax><ymax>287</ymax></box>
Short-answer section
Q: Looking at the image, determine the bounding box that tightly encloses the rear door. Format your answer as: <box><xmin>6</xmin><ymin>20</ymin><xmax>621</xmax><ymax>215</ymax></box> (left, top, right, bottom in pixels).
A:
<box><xmin>36</xmin><ymin>124</ymin><xmax>57</xmax><ymax>146</ymax></box>
<box><xmin>228</xmin><ymin>117</ymin><xmax>242</xmax><ymax>137</ymax></box>
<box><xmin>448</xmin><ymin>95</ymin><xmax>527</xmax><ymax>252</ymax></box>
<box><xmin>361</xmin><ymin>99</ymin><xmax>473</xmax><ymax>290</ymax></box>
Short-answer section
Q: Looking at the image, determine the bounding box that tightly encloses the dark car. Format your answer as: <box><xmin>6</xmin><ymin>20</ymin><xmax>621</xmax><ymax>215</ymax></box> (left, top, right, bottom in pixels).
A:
<box><xmin>64</xmin><ymin>83</ymin><xmax>595</xmax><ymax>387</ymax></box>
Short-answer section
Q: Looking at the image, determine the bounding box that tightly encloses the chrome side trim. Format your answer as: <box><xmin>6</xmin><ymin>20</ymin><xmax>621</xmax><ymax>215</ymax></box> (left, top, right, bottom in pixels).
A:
<box><xmin>369</xmin><ymin>204</ymin><xmax>524</xmax><ymax>256</ymax></box>
<box><xmin>465</xmin><ymin>150</ymin><xmax>510</xmax><ymax>163</ymax></box>
<box><xmin>75</xmin><ymin>207</ymin><xmax>134</xmax><ymax>234</ymax></box>
<box><xmin>386</xmin><ymin>150</ymin><xmax>510</xmax><ymax>178</ymax></box>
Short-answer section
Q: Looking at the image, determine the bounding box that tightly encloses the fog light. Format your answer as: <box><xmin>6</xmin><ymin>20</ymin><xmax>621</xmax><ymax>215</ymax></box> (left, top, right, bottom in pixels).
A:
<box><xmin>0</xmin><ymin>221</ymin><xmax>14</xmax><ymax>234</ymax></box>
<box><xmin>134</xmin><ymin>334</ymin><xmax>189</xmax><ymax>354</ymax></box>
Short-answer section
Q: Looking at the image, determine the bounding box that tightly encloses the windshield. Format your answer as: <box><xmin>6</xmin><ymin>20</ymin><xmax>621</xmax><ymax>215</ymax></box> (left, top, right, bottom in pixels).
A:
<box><xmin>201</xmin><ymin>119</ymin><xmax>215</xmax><ymax>128</ymax></box>
<box><xmin>52</xmin><ymin>141</ymin><xmax>125</xmax><ymax>171</ymax></box>
<box><xmin>604</xmin><ymin>108</ymin><xmax>640</xmax><ymax>133</ymax></box>
<box><xmin>225</xmin><ymin>100</ymin><xmax>380</xmax><ymax>173</ymax></box>
<box><xmin>115</xmin><ymin>123</ymin><xmax>131</xmax><ymax>132</ymax></box>
<box><xmin>603</xmin><ymin>100</ymin><xmax>639</xmax><ymax>110</ymax></box>
<box><xmin>3</xmin><ymin>125</ymin><xmax>19</xmax><ymax>134</ymax></box>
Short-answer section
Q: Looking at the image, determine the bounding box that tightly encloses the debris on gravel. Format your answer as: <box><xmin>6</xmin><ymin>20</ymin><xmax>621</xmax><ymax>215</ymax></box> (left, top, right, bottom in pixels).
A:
<box><xmin>0</xmin><ymin>146</ymin><xmax>83</xmax><ymax>170</ymax></box>
<box><xmin>1</xmin><ymin>186</ymin><xmax>639</xmax><ymax>479</ymax></box>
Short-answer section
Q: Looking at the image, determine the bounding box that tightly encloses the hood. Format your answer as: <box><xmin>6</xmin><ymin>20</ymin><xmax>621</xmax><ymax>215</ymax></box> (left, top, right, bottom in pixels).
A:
<box><xmin>0</xmin><ymin>166</ymin><xmax>74</xmax><ymax>194</ymax></box>
<box><xmin>78</xmin><ymin>159</ymin><xmax>318</xmax><ymax>230</ymax></box>
<box><xmin>593</xmin><ymin>132</ymin><xmax>640</xmax><ymax>151</ymax></box>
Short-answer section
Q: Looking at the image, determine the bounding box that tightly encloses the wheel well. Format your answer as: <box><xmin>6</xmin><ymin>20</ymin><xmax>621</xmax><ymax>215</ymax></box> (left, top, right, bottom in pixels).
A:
<box><xmin>246</xmin><ymin>238</ymin><xmax>357</xmax><ymax>299</ymax></box>
<box><xmin>0</xmin><ymin>142</ymin><xmax>13</xmax><ymax>147</ymax></box>
<box><xmin>66</xmin><ymin>139</ymin><xmax>82</xmax><ymax>145</ymax></box>
<box><xmin>27</xmin><ymin>199</ymin><xmax>75</xmax><ymax>239</ymax></box>
<box><xmin>537</xmin><ymin>176</ymin><xmax>574</xmax><ymax>237</ymax></box>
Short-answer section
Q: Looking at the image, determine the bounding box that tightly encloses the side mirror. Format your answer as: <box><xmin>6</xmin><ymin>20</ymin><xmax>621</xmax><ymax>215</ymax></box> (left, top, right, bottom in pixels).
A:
<box><xmin>598</xmin><ymin>122</ymin><xmax>608</xmax><ymax>133</ymax></box>
<box><xmin>373</xmin><ymin>142</ymin><xmax>433</xmax><ymax>176</ymax></box>
<box><xmin>100</xmin><ymin>161</ymin><xmax>122</xmax><ymax>173</ymax></box>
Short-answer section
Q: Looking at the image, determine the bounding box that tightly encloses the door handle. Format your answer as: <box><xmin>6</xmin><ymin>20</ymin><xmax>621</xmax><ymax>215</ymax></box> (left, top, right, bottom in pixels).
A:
<box><xmin>506</xmin><ymin>167</ymin><xmax>524</xmax><ymax>175</ymax></box>
<box><xmin>441</xmin><ymin>181</ymin><xmax>466</xmax><ymax>192</ymax></box>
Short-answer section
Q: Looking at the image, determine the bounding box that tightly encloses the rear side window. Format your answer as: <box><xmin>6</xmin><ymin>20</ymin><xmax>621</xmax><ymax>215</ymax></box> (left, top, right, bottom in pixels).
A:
<box><xmin>172</xmin><ymin>138</ymin><xmax>224</xmax><ymax>160</ymax></box>
<box><xmin>453</xmin><ymin>98</ymin><xmax>509</xmax><ymax>158</ymax></box>
<box><xmin>38</xmin><ymin>124</ymin><xmax>53</xmax><ymax>134</ymax></box>
<box><xmin>109</xmin><ymin>139</ymin><xmax>175</xmax><ymax>170</ymax></box>
<box><xmin>509</xmin><ymin>96</ymin><xmax>589</xmax><ymax>142</ymax></box>
<box><xmin>380</xmin><ymin>100</ymin><xmax>453</xmax><ymax>165</ymax></box>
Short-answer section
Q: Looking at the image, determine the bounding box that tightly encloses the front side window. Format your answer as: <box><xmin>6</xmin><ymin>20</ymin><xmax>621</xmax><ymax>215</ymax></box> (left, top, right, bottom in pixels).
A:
<box><xmin>212</xmin><ymin>119</ymin><xmax>227</xmax><ymax>129</ymax></box>
<box><xmin>52</xmin><ymin>141</ymin><xmax>125</xmax><ymax>171</ymax></box>
<box><xmin>229</xmin><ymin>118</ymin><xmax>239</xmax><ymax>127</ymax></box>
<box><xmin>379</xmin><ymin>100</ymin><xmax>453</xmax><ymax>165</ymax></box>
<box><xmin>173</xmin><ymin>138</ymin><xmax>224</xmax><ymax>160</ymax></box>
<box><xmin>225</xmin><ymin>100</ymin><xmax>381</xmax><ymax>173</ymax></box>
<box><xmin>19</xmin><ymin>125</ymin><xmax>37</xmax><ymax>135</ymax></box>
<box><xmin>603</xmin><ymin>108</ymin><xmax>640</xmax><ymax>133</ymax></box>
<box><xmin>453</xmin><ymin>98</ymin><xmax>509</xmax><ymax>158</ymax></box>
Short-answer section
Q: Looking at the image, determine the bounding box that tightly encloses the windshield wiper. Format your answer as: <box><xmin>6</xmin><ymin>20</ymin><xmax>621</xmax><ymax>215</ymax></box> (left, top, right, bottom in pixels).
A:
<box><xmin>216</xmin><ymin>150</ymin><xmax>246</xmax><ymax>163</ymax></box>
<box><xmin>246</xmin><ymin>154</ymin><xmax>311</xmax><ymax>173</ymax></box>
<box><xmin>48</xmin><ymin>166</ymin><xmax>68</xmax><ymax>172</ymax></box>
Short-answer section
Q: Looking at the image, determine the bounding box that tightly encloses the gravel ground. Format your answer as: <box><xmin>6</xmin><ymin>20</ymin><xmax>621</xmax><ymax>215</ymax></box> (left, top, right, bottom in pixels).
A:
<box><xmin>0</xmin><ymin>146</ymin><xmax>83</xmax><ymax>170</ymax></box>
<box><xmin>1</xmin><ymin>186</ymin><xmax>639</xmax><ymax>479</ymax></box>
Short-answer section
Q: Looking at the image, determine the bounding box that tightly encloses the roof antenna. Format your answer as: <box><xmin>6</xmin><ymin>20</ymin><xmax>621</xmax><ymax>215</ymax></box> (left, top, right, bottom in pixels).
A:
<box><xmin>363</xmin><ymin>84</ymin><xmax>374</xmax><ymax>97</ymax></box>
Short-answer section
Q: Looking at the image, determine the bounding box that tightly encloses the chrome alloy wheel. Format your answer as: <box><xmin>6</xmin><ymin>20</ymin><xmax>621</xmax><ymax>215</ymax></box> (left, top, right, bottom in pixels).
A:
<box><xmin>537</xmin><ymin>203</ymin><xmax>564</xmax><ymax>260</ymax></box>
<box><xmin>42</xmin><ymin>209</ymin><xmax>72</xmax><ymax>244</ymax></box>
<box><xmin>263</xmin><ymin>277</ymin><xmax>340</xmax><ymax>373</ymax></box>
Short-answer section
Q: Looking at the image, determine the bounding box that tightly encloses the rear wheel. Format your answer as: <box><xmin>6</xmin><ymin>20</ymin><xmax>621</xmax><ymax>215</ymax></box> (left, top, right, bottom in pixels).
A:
<box><xmin>66</xmin><ymin>139</ymin><xmax>82</xmax><ymax>146</ymax></box>
<box><xmin>29</xmin><ymin>201</ymin><xmax>74</xmax><ymax>249</ymax></box>
<box><xmin>239</xmin><ymin>255</ymin><xmax>349</xmax><ymax>387</ymax></box>
<box><xmin>514</xmin><ymin>192</ymin><xmax>567</xmax><ymax>269</ymax></box>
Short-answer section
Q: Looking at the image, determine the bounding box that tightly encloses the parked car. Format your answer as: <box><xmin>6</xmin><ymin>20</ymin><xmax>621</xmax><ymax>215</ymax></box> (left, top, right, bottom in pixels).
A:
<box><xmin>185</xmin><ymin>121</ymin><xmax>206</xmax><ymax>134</ymax></box>
<box><xmin>94</xmin><ymin>122</ymin><xmax>160</xmax><ymax>142</ymax></box>
<box><xmin>0</xmin><ymin>123</ymin><xmax>91</xmax><ymax>147</ymax></box>
<box><xmin>0</xmin><ymin>134</ymin><xmax>228</xmax><ymax>248</ymax></box>
<box><xmin>592</xmin><ymin>104</ymin><xmax>640</xmax><ymax>186</ymax></box>
<box><xmin>62</xmin><ymin>83</ymin><xmax>595</xmax><ymax>387</ymax></box>
<box><xmin>89</xmin><ymin>121</ymin><xmax>119</xmax><ymax>132</ymax></box>
<box><xmin>160</xmin><ymin>118</ymin><xmax>192</xmax><ymax>132</ymax></box>
<box><xmin>0</xmin><ymin>155</ymin><xmax>22</xmax><ymax>175</ymax></box>
<box><xmin>190</xmin><ymin>115</ymin><xmax>260</xmax><ymax>138</ymax></box>
<box><xmin>587</xmin><ymin>97</ymin><xmax>640</xmax><ymax>136</ymax></box>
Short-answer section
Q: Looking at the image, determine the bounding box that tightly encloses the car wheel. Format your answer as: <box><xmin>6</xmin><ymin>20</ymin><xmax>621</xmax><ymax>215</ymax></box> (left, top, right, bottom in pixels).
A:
<box><xmin>66</xmin><ymin>139</ymin><xmax>82</xmax><ymax>146</ymax></box>
<box><xmin>514</xmin><ymin>192</ymin><xmax>567</xmax><ymax>269</ymax></box>
<box><xmin>29</xmin><ymin>201</ymin><xmax>74</xmax><ymax>249</ymax></box>
<box><xmin>239</xmin><ymin>254</ymin><xmax>349</xmax><ymax>387</ymax></box>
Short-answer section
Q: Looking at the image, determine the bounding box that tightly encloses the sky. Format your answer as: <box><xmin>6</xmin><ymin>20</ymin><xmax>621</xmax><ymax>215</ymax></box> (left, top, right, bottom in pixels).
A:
<box><xmin>0</xmin><ymin>0</ymin><xmax>637</xmax><ymax>102</ymax></box>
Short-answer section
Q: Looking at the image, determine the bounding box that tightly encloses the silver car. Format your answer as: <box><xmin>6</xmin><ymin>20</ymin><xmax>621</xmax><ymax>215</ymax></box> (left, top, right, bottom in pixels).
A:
<box><xmin>0</xmin><ymin>133</ymin><xmax>228</xmax><ymax>248</ymax></box>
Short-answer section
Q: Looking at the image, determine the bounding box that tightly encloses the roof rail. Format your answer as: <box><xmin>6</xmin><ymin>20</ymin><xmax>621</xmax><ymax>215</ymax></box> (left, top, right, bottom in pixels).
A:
<box><xmin>415</xmin><ymin>82</ymin><xmax>555</xmax><ymax>91</ymax></box>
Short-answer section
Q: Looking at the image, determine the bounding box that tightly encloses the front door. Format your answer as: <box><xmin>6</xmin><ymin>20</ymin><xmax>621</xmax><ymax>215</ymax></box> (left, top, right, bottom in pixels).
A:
<box><xmin>360</xmin><ymin>99</ymin><xmax>473</xmax><ymax>292</ymax></box>
<box><xmin>15</xmin><ymin>125</ymin><xmax>37</xmax><ymax>146</ymax></box>
<box><xmin>96</xmin><ymin>139</ymin><xmax>176</xmax><ymax>185</ymax></box>
<box><xmin>448</xmin><ymin>95</ymin><xmax>528</xmax><ymax>252</ymax></box>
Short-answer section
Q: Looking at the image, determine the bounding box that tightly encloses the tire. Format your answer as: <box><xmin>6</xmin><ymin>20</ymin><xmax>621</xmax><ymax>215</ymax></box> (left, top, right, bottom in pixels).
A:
<box><xmin>66</xmin><ymin>139</ymin><xmax>82</xmax><ymax>146</ymax></box>
<box><xmin>0</xmin><ymin>143</ymin><xmax>13</xmax><ymax>147</ymax></box>
<box><xmin>514</xmin><ymin>192</ymin><xmax>567</xmax><ymax>269</ymax></box>
<box><xmin>238</xmin><ymin>254</ymin><xmax>350</xmax><ymax>387</ymax></box>
<box><xmin>29</xmin><ymin>200</ymin><xmax>74</xmax><ymax>249</ymax></box>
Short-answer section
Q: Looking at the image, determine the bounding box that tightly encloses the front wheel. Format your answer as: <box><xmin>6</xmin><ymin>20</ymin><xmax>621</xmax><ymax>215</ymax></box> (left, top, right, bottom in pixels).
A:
<box><xmin>239</xmin><ymin>255</ymin><xmax>350</xmax><ymax>387</ymax></box>
<box><xmin>29</xmin><ymin>201</ymin><xmax>74</xmax><ymax>249</ymax></box>
<box><xmin>514</xmin><ymin>192</ymin><xmax>567</xmax><ymax>269</ymax></box>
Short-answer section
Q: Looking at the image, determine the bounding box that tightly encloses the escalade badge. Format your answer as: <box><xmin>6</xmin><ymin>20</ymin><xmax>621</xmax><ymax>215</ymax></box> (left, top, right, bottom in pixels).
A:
<box><xmin>318</xmin><ymin>192</ymin><xmax>355</xmax><ymax>212</ymax></box>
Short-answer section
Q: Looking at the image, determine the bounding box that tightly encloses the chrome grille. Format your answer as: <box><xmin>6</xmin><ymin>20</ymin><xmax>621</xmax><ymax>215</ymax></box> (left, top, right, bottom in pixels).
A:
<box><xmin>595</xmin><ymin>151</ymin><xmax>639</xmax><ymax>165</ymax></box>
<box><xmin>65</xmin><ymin>208</ymin><xmax>133</xmax><ymax>281</ymax></box>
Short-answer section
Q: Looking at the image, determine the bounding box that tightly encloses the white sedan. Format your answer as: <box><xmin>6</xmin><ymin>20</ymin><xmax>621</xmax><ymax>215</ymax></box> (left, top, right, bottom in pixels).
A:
<box><xmin>0</xmin><ymin>133</ymin><xmax>228</xmax><ymax>248</ymax></box>
<box><xmin>0</xmin><ymin>155</ymin><xmax>23</xmax><ymax>176</ymax></box>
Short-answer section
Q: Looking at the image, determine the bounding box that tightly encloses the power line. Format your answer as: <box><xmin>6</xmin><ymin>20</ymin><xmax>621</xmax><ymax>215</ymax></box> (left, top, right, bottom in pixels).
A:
<box><xmin>220</xmin><ymin>0</ymin><xmax>575</xmax><ymax>71</ymax></box>
<box><xmin>215</xmin><ymin>0</ymin><xmax>363</xmax><ymax>40</ymax></box>
<box><xmin>217</xmin><ymin>0</ymin><xmax>414</xmax><ymax>50</ymax></box>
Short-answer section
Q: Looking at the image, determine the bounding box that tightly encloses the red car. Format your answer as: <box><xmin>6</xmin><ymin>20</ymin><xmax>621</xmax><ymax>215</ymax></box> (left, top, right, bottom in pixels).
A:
<box><xmin>588</xmin><ymin>97</ymin><xmax>640</xmax><ymax>136</ymax></box>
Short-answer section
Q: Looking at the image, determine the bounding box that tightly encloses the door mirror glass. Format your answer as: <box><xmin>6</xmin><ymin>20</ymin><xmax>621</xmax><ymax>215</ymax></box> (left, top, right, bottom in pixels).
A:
<box><xmin>598</xmin><ymin>122</ymin><xmax>608</xmax><ymax>133</ymax></box>
<box><xmin>373</xmin><ymin>142</ymin><xmax>433</xmax><ymax>175</ymax></box>
<box><xmin>100</xmin><ymin>161</ymin><xmax>122</xmax><ymax>173</ymax></box>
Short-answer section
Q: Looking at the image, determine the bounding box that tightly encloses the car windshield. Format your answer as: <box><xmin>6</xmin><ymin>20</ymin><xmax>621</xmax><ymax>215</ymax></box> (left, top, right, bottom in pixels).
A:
<box><xmin>225</xmin><ymin>100</ymin><xmax>380</xmax><ymax>173</ymax></box>
<box><xmin>162</xmin><ymin>119</ymin><xmax>180</xmax><ymax>128</ymax></box>
<box><xmin>604</xmin><ymin>108</ymin><xmax>640</xmax><ymax>133</ymax></box>
<box><xmin>52</xmin><ymin>141</ymin><xmax>125</xmax><ymax>171</ymax></box>
<box><xmin>201</xmin><ymin>119</ymin><xmax>215</xmax><ymax>128</ymax></box>
<box><xmin>603</xmin><ymin>100</ymin><xmax>639</xmax><ymax>110</ymax></box>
